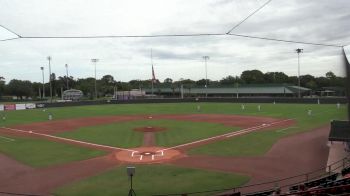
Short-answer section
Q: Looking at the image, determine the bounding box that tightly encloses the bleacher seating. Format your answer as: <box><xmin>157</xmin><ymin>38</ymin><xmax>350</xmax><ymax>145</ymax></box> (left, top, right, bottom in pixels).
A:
<box><xmin>239</xmin><ymin>159</ymin><xmax>350</xmax><ymax>196</ymax></box>
<box><xmin>341</xmin><ymin>166</ymin><xmax>350</xmax><ymax>176</ymax></box>
<box><xmin>289</xmin><ymin>173</ymin><xmax>338</xmax><ymax>193</ymax></box>
<box><xmin>244</xmin><ymin>189</ymin><xmax>275</xmax><ymax>196</ymax></box>
<box><xmin>319</xmin><ymin>177</ymin><xmax>350</xmax><ymax>188</ymax></box>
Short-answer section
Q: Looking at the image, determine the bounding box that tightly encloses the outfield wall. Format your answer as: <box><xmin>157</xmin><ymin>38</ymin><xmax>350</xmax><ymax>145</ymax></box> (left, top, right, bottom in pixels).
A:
<box><xmin>26</xmin><ymin>97</ymin><xmax>348</xmax><ymax>109</ymax></box>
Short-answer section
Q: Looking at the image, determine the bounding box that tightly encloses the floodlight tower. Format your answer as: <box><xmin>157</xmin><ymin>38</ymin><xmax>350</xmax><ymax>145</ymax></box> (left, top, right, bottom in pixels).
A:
<box><xmin>203</xmin><ymin>56</ymin><xmax>210</xmax><ymax>98</ymax></box>
<box><xmin>91</xmin><ymin>58</ymin><xmax>99</xmax><ymax>100</ymax></box>
<box><xmin>65</xmin><ymin>64</ymin><xmax>69</xmax><ymax>90</ymax></box>
<box><xmin>295</xmin><ymin>48</ymin><xmax>303</xmax><ymax>98</ymax></box>
<box><xmin>47</xmin><ymin>56</ymin><xmax>53</xmax><ymax>102</ymax></box>
<box><xmin>40</xmin><ymin>67</ymin><xmax>45</xmax><ymax>98</ymax></box>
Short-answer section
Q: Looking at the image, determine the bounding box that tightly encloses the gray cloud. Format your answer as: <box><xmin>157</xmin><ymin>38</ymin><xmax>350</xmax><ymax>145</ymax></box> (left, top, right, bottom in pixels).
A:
<box><xmin>0</xmin><ymin>0</ymin><xmax>349</xmax><ymax>83</ymax></box>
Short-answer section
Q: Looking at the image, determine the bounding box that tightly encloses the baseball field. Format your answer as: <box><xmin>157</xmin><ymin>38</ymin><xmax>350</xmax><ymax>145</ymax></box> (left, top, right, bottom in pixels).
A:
<box><xmin>0</xmin><ymin>102</ymin><xmax>347</xmax><ymax>195</ymax></box>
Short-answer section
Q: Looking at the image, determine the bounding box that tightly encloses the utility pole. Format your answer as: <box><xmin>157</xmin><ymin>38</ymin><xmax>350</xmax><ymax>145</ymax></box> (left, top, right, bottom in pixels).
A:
<box><xmin>91</xmin><ymin>59</ymin><xmax>99</xmax><ymax>100</ymax></box>
<box><xmin>151</xmin><ymin>49</ymin><xmax>154</xmax><ymax>96</ymax></box>
<box><xmin>47</xmin><ymin>56</ymin><xmax>53</xmax><ymax>102</ymax></box>
<box><xmin>65</xmin><ymin>64</ymin><xmax>69</xmax><ymax>90</ymax></box>
<box><xmin>40</xmin><ymin>67</ymin><xmax>45</xmax><ymax>99</ymax></box>
<box><xmin>203</xmin><ymin>56</ymin><xmax>210</xmax><ymax>98</ymax></box>
<box><xmin>295</xmin><ymin>48</ymin><xmax>303</xmax><ymax>98</ymax></box>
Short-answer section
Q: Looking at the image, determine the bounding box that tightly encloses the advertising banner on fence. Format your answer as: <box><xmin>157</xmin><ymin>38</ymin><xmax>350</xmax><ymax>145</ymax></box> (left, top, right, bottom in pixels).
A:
<box><xmin>25</xmin><ymin>103</ymin><xmax>36</xmax><ymax>109</ymax></box>
<box><xmin>4</xmin><ymin>104</ymin><xmax>16</xmax><ymax>111</ymax></box>
<box><xmin>15</xmin><ymin>104</ymin><xmax>26</xmax><ymax>110</ymax></box>
<box><xmin>0</xmin><ymin>104</ymin><xmax>4</xmax><ymax>111</ymax></box>
<box><xmin>36</xmin><ymin>103</ymin><xmax>45</xmax><ymax>108</ymax></box>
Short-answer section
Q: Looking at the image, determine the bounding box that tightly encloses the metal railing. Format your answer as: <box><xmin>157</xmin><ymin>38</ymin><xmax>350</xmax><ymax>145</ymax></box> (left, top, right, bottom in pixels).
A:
<box><xmin>153</xmin><ymin>156</ymin><xmax>350</xmax><ymax>196</ymax></box>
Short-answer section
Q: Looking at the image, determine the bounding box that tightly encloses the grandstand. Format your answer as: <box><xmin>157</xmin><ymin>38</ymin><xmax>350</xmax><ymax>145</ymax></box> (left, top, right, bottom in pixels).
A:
<box><xmin>145</xmin><ymin>85</ymin><xmax>311</xmax><ymax>98</ymax></box>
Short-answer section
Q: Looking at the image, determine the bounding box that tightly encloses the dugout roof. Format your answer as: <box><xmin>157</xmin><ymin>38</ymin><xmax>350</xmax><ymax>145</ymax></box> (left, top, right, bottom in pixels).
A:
<box><xmin>329</xmin><ymin>120</ymin><xmax>350</xmax><ymax>142</ymax></box>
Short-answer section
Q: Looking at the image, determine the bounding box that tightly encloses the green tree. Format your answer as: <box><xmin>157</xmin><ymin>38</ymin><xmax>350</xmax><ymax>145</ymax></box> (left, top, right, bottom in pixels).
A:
<box><xmin>241</xmin><ymin>70</ymin><xmax>265</xmax><ymax>84</ymax></box>
<box><xmin>163</xmin><ymin>78</ymin><xmax>173</xmax><ymax>84</ymax></box>
<box><xmin>6</xmin><ymin>79</ymin><xmax>33</xmax><ymax>99</ymax></box>
<box><xmin>0</xmin><ymin>76</ymin><xmax>5</xmax><ymax>98</ymax></box>
<box><xmin>220</xmin><ymin>75</ymin><xmax>236</xmax><ymax>85</ymax></box>
<box><xmin>264</xmin><ymin>72</ymin><xmax>288</xmax><ymax>83</ymax></box>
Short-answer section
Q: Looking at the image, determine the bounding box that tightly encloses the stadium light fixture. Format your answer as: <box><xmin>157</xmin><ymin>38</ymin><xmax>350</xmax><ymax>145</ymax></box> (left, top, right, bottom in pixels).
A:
<box><xmin>65</xmin><ymin>64</ymin><xmax>69</xmax><ymax>90</ymax></box>
<box><xmin>47</xmin><ymin>56</ymin><xmax>53</xmax><ymax>102</ymax></box>
<box><xmin>295</xmin><ymin>48</ymin><xmax>303</xmax><ymax>98</ymax></box>
<box><xmin>203</xmin><ymin>56</ymin><xmax>210</xmax><ymax>98</ymax></box>
<box><xmin>40</xmin><ymin>66</ymin><xmax>45</xmax><ymax>98</ymax></box>
<box><xmin>91</xmin><ymin>58</ymin><xmax>99</xmax><ymax>100</ymax></box>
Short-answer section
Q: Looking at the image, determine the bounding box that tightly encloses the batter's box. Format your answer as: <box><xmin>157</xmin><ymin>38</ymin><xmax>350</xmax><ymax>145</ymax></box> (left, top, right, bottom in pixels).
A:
<box><xmin>115</xmin><ymin>147</ymin><xmax>182</xmax><ymax>163</ymax></box>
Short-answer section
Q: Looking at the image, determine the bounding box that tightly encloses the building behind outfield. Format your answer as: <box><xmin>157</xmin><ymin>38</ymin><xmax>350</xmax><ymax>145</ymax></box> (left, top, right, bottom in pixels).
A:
<box><xmin>62</xmin><ymin>89</ymin><xmax>83</xmax><ymax>101</ymax></box>
<box><xmin>145</xmin><ymin>84</ymin><xmax>311</xmax><ymax>98</ymax></box>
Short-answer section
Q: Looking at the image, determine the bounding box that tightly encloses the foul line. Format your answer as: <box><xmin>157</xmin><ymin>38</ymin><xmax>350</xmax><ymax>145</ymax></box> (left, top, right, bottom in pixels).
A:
<box><xmin>275</xmin><ymin>126</ymin><xmax>297</xmax><ymax>133</ymax></box>
<box><xmin>158</xmin><ymin>119</ymin><xmax>294</xmax><ymax>152</ymax></box>
<box><xmin>0</xmin><ymin>127</ymin><xmax>137</xmax><ymax>153</ymax></box>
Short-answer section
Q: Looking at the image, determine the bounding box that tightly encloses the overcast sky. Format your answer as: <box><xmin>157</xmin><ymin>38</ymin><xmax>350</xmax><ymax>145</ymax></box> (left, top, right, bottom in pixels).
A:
<box><xmin>0</xmin><ymin>0</ymin><xmax>349</xmax><ymax>83</ymax></box>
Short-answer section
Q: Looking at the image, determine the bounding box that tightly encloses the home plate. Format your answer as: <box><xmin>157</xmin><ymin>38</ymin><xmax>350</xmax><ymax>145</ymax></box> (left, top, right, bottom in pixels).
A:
<box><xmin>115</xmin><ymin>147</ymin><xmax>182</xmax><ymax>163</ymax></box>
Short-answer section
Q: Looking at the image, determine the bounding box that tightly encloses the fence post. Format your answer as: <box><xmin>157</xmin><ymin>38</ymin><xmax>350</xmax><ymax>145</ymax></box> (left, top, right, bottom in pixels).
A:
<box><xmin>306</xmin><ymin>174</ymin><xmax>309</xmax><ymax>182</ymax></box>
<box><xmin>329</xmin><ymin>165</ymin><xmax>332</xmax><ymax>175</ymax></box>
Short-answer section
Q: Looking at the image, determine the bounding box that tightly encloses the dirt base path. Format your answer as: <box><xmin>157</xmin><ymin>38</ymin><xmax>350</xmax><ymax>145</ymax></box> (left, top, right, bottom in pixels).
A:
<box><xmin>171</xmin><ymin>126</ymin><xmax>330</xmax><ymax>194</ymax></box>
<box><xmin>0</xmin><ymin>154</ymin><xmax>34</xmax><ymax>183</ymax></box>
<box><xmin>0</xmin><ymin>154</ymin><xmax>119</xmax><ymax>195</ymax></box>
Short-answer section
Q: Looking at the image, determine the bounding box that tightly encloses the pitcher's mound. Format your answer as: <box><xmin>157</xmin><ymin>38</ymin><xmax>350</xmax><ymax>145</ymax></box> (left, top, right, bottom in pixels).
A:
<box><xmin>115</xmin><ymin>147</ymin><xmax>182</xmax><ymax>163</ymax></box>
<box><xmin>133</xmin><ymin>126</ymin><xmax>167</xmax><ymax>132</ymax></box>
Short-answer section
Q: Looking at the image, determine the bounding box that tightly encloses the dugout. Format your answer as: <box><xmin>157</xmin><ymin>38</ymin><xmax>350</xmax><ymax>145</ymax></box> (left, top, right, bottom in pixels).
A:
<box><xmin>329</xmin><ymin>120</ymin><xmax>350</xmax><ymax>143</ymax></box>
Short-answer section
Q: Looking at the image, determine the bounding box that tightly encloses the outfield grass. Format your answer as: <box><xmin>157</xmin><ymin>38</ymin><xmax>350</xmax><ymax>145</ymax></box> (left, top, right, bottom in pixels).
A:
<box><xmin>0</xmin><ymin>134</ymin><xmax>106</xmax><ymax>168</ymax></box>
<box><xmin>54</xmin><ymin>164</ymin><xmax>249</xmax><ymax>196</ymax></box>
<box><xmin>0</xmin><ymin>102</ymin><xmax>347</xmax><ymax>127</ymax></box>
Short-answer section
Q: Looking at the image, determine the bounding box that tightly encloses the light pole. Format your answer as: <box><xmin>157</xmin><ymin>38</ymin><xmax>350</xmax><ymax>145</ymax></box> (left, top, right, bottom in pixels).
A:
<box><xmin>65</xmin><ymin>64</ymin><xmax>69</xmax><ymax>90</ymax></box>
<box><xmin>47</xmin><ymin>56</ymin><xmax>53</xmax><ymax>102</ymax></box>
<box><xmin>91</xmin><ymin>58</ymin><xmax>99</xmax><ymax>100</ymax></box>
<box><xmin>203</xmin><ymin>56</ymin><xmax>209</xmax><ymax>98</ymax></box>
<box><xmin>295</xmin><ymin>48</ymin><xmax>303</xmax><ymax>98</ymax></box>
<box><xmin>40</xmin><ymin>67</ymin><xmax>45</xmax><ymax>99</ymax></box>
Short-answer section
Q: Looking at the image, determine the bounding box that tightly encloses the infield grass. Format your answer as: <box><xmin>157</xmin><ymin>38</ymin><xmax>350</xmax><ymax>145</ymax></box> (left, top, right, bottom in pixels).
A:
<box><xmin>56</xmin><ymin>119</ymin><xmax>239</xmax><ymax>148</ymax></box>
<box><xmin>54</xmin><ymin>164</ymin><xmax>249</xmax><ymax>196</ymax></box>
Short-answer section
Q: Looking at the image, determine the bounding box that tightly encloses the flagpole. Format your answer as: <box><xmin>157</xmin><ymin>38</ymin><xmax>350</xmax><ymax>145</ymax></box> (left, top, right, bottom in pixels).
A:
<box><xmin>151</xmin><ymin>49</ymin><xmax>154</xmax><ymax>96</ymax></box>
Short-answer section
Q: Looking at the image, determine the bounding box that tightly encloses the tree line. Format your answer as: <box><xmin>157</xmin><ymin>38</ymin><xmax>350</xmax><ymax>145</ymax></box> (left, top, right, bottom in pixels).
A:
<box><xmin>0</xmin><ymin>70</ymin><xmax>346</xmax><ymax>100</ymax></box>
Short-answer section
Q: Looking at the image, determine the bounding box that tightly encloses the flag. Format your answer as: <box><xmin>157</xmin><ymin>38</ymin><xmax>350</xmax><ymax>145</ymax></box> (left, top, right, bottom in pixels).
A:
<box><xmin>152</xmin><ymin>64</ymin><xmax>156</xmax><ymax>82</ymax></box>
